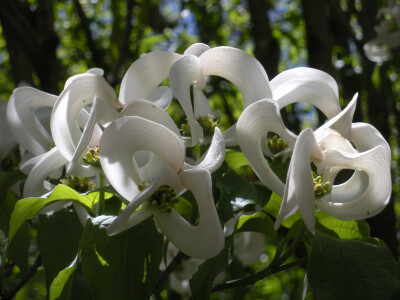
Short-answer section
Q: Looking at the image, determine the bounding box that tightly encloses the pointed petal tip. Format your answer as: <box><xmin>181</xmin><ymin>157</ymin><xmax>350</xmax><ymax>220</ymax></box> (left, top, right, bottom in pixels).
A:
<box><xmin>274</xmin><ymin>221</ymin><xmax>281</xmax><ymax>231</ymax></box>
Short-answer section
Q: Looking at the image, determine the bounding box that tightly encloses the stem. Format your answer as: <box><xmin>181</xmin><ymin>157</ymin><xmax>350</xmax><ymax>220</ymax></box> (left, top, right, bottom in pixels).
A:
<box><xmin>146</xmin><ymin>251</ymin><xmax>187</xmax><ymax>300</ymax></box>
<box><xmin>3</xmin><ymin>255</ymin><xmax>42</xmax><ymax>300</ymax></box>
<box><xmin>210</xmin><ymin>222</ymin><xmax>306</xmax><ymax>294</ymax></box>
<box><xmin>98</xmin><ymin>173</ymin><xmax>105</xmax><ymax>215</ymax></box>
<box><xmin>276</xmin><ymin>222</ymin><xmax>305</xmax><ymax>266</ymax></box>
<box><xmin>211</xmin><ymin>257</ymin><xmax>308</xmax><ymax>293</ymax></box>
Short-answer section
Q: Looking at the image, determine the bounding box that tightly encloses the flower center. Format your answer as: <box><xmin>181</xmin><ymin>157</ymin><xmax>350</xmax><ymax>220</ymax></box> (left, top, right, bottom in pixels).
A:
<box><xmin>83</xmin><ymin>146</ymin><xmax>101</xmax><ymax>168</ymax></box>
<box><xmin>139</xmin><ymin>182</ymin><xmax>178</xmax><ymax>212</ymax></box>
<box><xmin>181</xmin><ymin>115</ymin><xmax>220</xmax><ymax>138</ymax></box>
<box><xmin>312</xmin><ymin>172</ymin><xmax>332</xmax><ymax>198</ymax></box>
<box><xmin>60</xmin><ymin>176</ymin><xmax>95</xmax><ymax>193</ymax></box>
<box><xmin>267</xmin><ymin>135</ymin><xmax>289</xmax><ymax>154</ymax></box>
<box><xmin>1</xmin><ymin>149</ymin><xmax>20</xmax><ymax>172</ymax></box>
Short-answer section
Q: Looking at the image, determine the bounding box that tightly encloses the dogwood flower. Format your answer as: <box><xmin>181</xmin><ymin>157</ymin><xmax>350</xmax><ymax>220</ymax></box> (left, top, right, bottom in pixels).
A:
<box><xmin>50</xmin><ymin>68</ymin><xmax>116</xmax><ymax>177</ymax></box>
<box><xmin>7</xmin><ymin>87</ymin><xmax>56</xmax><ymax>157</ymax></box>
<box><xmin>169</xmin><ymin>45</ymin><xmax>272</xmax><ymax>146</ymax></box>
<box><xmin>100</xmin><ymin>116</ymin><xmax>225</xmax><ymax>258</ymax></box>
<box><xmin>237</xmin><ymin>94</ymin><xmax>391</xmax><ymax>233</ymax></box>
<box><xmin>6</xmin><ymin>77</ymin><xmax>105</xmax><ymax>198</ymax></box>
<box><xmin>6</xmin><ymin>86</ymin><xmax>64</xmax><ymax>197</ymax></box>
<box><xmin>236</xmin><ymin>68</ymin><xmax>342</xmax><ymax>196</ymax></box>
<box><xmin>364</xmin><ymin>2</ymin><xmax>400</xmax><ymax>63</ymax></box>
<box><xmin>162</xmin><ymin>212</ymin><xmax>265</xmax><ymax>294</ymax></box>
<box><xmin>63</xmin><ymin>45</ymin><xmax>188</xmax><ymax>176</ymax></box>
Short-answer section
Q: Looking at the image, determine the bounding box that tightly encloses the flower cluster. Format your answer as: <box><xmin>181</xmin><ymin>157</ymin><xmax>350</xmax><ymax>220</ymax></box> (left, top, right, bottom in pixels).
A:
<box><xmin>364</xmin><ymin>1</ymin><xmax>400</xmax><ymax>63</ymax></box>
<box><xmin>4</xmin><ymin>43</ymin><xmax>391</xmax><ymax>259</ymax></box>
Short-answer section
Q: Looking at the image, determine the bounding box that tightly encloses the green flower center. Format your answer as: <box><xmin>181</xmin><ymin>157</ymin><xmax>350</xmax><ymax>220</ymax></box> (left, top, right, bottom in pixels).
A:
<box><xmin>1</xmin><ymin>149</ymin><xmax>20</xmax><ymax>172</ymax></box>
<box><xmin>60</xmin><ymin>176</ymin><xmax>95</xmax><ymax>193</ymax></box>
<box><xmin>181</xmin><ymin>115</ymin><xmax>220</xmax><ymax>138</ymax></box>
<box><xmin>83</xmin><ymin>146</ymin><xmax>101</xmax><ymax>168</ymax></box>
<box><xmin>139</xmin><ymin>182</ymin><xmax>178</xmax><ymax>213</ymax></box>
<box><xmin>267</xmin><ymin>135</ymin><xmax>289</xmax><ymax>154</ymax></box>
<box><xmin>312</xmin><ymin>172</ymin><xmax>332</xmax><ymax>198</ymax></box>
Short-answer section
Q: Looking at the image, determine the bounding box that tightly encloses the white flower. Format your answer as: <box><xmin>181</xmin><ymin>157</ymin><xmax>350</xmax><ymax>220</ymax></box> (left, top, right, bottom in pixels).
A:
<box><xmin>169</xmin><ymin>44</ymin><xmax>272</xmax><ymax>146</ymax></box>
<box><xmin>6</xmin><ymin>71</ymin><xmax>110</xmax><ymax>199</ymax></box>
<box><xmin>100</xmin><ymin>116</ymin><xmax>225</xmax><ymax>259</ymax></box>
<box><xmin>50</xmin><ymin>68</ymin><xmax>117</xmax><ymax>177</ymax></box>
<box><xmin>163</xmin><ymin>213</ymin><xmax>265</xmax><ymax>294</ymax></box>
<box><xmin>7</xmin><ymin>87</ymin><xmax>56</xmax><ymax>157</ymax></box>
<box><xmin>6</xmin><ymin>86</ymin><xmax>64</xmax><ymax>197</ymax></box>
<box><xmin>364</xmin><ymin>3</ymin><xmax>400</xmax><ymax>63</ymax></box>
<box><xmin>236</xmin><ymin>67</ymin><xmax>342</xmax><ymax>196</ymax></box>
<box><xmin>62</xmin><ymin>49</ymin><xmax>185</xmax><ymax>176</ymax></box>
<box><xmin>237</xmin><ymin>92</ymin><xmax>391</xmax><ymax>233</ymax></box>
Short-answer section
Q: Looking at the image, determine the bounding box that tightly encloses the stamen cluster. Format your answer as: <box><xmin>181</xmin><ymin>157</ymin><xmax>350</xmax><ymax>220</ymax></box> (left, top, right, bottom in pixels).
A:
<box><xmin>60</xmin><ymin>176</ymin><xmax>95</xmax><ymax>193</ymax></box>
<box><xmin>312</xmin><ymin>173</ymin><xmax>332</xmax><ymax>198</ymax></box>
<box><xmin>181</xmin><ymin>115</ymin><xmax>220</xmax><ymax>138</ymax></box>
<box><xmin>148</xmin><ymin>185</ymin><xmax>178</xmax><ymax>212</ymax></box>
<box><xmin>83</xmin><ymin>146</ymin><xmax>101</xmax><ymax>168</ymax></box>
<box><xmin>267</xmin><ymin>135</ymin><xmax>289</xmax><ymax>154</ymax></box>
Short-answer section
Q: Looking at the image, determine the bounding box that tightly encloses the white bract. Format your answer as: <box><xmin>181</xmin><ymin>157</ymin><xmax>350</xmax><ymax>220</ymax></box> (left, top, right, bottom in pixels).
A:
<box><xmin>64</xmin><ymin>47</ymin><xmax>187</xmax><ymax>176</ymax></box>
<box><xmin>237</xmin><ymin>89</ymin><xmax>391</xmax><ymax>233</ymax></box>
<box><xmin>7</xmin><ymin>87</ymin><xmax>56</xmax><ymax>157</ymax></box>
<box><xmin>50</xmin><ymin>68</ymin><xmax>117</xmax><ymax>177</ymax></box>
<box><xmin>364</xmin><ymin>3</ymin><xmax>400</xmax><ymax>63</ymax></box>
<box><xmin>100</xmin><ymin>116</ymin><xmax>225</xmax><ymax>259</ymax></box>
<box><xmin>237</xmin><ymin>68</ymin><xmax>342</xmax><ymax>196</ymax></box>
<box><xmin>6</xmin><ymin>86</ymin><xmax>66</xmax><ymax>197</ymax></box>
<box><xmin>169</xmin><ymin>45</ymin><xmax>272</xmax><ymax>146</ymax></box>
<box><xmin>5</xmin><ymin>42</ymin><xmax>392</xmax><ymax>256</ymax></box>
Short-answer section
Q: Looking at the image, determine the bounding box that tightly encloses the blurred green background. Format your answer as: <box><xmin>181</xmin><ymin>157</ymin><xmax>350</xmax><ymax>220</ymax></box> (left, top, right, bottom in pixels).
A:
<box><xmin>1</xmin><ymin>0</ymin><xmax>399</xmax><ymax>298</ymax></box>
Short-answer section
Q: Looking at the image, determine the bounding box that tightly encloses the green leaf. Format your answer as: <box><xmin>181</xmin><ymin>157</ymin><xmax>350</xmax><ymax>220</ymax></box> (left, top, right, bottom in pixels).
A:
<box><xmin>69</xmin><ymin>266</ymin><xmax>94</xmax><ymax>300</ymax></box>
<box><xmin>103</xmin><ymin>195</ymin><xmax>122</xmax><ymax>215</ymax></box>
<box><xmin>49</xmin><ymin>257</ymin><xmax>77</xmax><ymax>300</ymax></box>
<box><xmin>268</xmin><ymin>156</ymin><xmax>290</xmax><ymax>183</ymax></box>
<box><xmin>315</xmin><ymin>211</ymin><xmax>370</xmax><ymax>239</ymax></box>
<box><xmin>175</xmin><ymin>192</ymin><xmax>198</xmax><ymax>224</ymax></box>
<box><xmin>7</xmin><ymin>222</ymin><xmax>30</xmax><ymax>276</ymax></box>
<box><xmin>189</xmin><ymin>236</ymin><xmax>234</xmax><ymax>300</ymax></box>
<box><xmin>0</xmin><ymin>193</ymin><xmax>18</xmax><ymax>234</ymax></box>
<box><xmin>15</xmin><ymin>268</ymin><xmax>47</xmax><ymax>300</ymax></box>
<box><xmin>224</xmin><ymin>149</ymin><xmax>249</xmax><ymax>171</ymax></box>
<box><xmin>236</xmin><ymin>212</ymin><xmax>277</xmax><ymax>243</ymax></box>
<box><xmin>263</xmin><ymin>192</ymin><xmax>280</xmax><ymax>216</ymax></box>
<box><xmin>307</xmin><ymin>232</ymin><xmax>400</xmax><ymax>300</ymax></box>
<box><xmin>80</xmin><ymin>216</ymin><xmax>163</xmax><ymax>300</ymax></box>
<box><xmin>264</xmin><ymin>193</ymin><xmax>301</xmax><ymax>228</ymax></box>
<box><xmin>9</xmin><ymin>185</ymin><xmax>96</xmax><ymax>243</ymax></box>
<box><xmin>0</xmin><ymin>170</ymin><xmax>26</xmax><ymax>204</ymax></box>
<box><xmin>0</xmin><ymin>171</ymin><xmax>25</xmax><ymax>235</ymax></box>
<box><xmin>216</xmin><ymin>169</ymin><xmax>271</xmax><ymax>223</ymax></box>
<box><xmin>0</xmin><ymin>182</ymin><xmax>30</xmax><ymax>275</ymax></box>
<box><xmin>37</xmin><ymin>208</ymin><xmax>83</xmax><ymax>290</ymax></box>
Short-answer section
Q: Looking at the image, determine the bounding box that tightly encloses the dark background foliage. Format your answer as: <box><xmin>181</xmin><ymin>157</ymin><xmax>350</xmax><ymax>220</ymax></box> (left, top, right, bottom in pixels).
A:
<box><xmin>1</xmin><ymin>0</ymin><xmax>399</xmax><ymax>298</ymax></box>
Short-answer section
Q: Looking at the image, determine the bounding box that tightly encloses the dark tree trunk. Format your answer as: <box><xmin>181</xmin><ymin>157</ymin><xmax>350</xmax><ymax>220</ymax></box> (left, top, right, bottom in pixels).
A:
<box><xmin>302</xmin><ymin>0</ymin><xmax>398</xmax><ymax>258</ymax></box>
<box><xmin>0</xmin><ymin>0</ymin><xmax>35</xmax><ymax>87</ymax></box>
<box><xmin>358</xmin><ymin>0</ymin><xmax>398</xmax><ymax>258</ymax></box>
<box><xmin>302</xmin><ymin>0</ymin><xmax>335</xmax><ymax>75</ymax></box>
<box><xmin>302</xmin><ymin>0</ymin><xmax>335</xmax><ymax>126</ymax></box>
<box><xmin>0</xmin><ymin>0</ymin><xmax>59</xmax><ymax>94</ymax></box>
<box><xmin>247</xmin><ymin>0</ymin><xmax>280</xmax><ymax>79</ymax></box>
